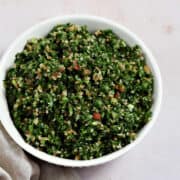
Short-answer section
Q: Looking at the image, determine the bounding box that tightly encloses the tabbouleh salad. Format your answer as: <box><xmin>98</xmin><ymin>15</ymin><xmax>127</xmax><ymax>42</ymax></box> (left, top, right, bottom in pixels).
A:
<box><xmin>4</xmin><ymin>23</ymin><xmax>153</xmax><ymax>160</ymax></box>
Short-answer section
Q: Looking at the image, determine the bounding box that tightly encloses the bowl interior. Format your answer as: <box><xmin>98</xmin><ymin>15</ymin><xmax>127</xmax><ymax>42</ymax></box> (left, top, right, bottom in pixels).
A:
<box><xmin>0</xmin><ymin>15</ymin><xmax>162</xmax><ymax>167</ymax></box>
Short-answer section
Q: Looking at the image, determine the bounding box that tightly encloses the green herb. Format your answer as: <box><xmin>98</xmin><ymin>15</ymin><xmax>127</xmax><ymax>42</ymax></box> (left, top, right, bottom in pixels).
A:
<box><xmin>5</xmin><ymin>23</ymin><xmax>153</xmax><ymax>160</ymax></box>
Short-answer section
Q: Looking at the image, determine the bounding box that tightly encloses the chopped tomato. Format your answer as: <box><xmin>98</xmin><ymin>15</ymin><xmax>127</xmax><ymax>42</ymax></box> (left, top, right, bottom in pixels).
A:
<box><xmin>93</xmin><ymin>112</ymin><xmax>101</xmax><ymax>120</ymax></box>
<box><xmin>73</xmin><ymin>60</ymin><xmax>80</xmax><ymax>70</ymax></box>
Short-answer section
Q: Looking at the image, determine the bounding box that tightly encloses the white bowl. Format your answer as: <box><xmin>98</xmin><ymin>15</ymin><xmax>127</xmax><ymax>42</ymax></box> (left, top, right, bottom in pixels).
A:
<box><xmin>0</xmin><ymin>15</ymin><xmax>162</xmax><ymax>167</ymax></box>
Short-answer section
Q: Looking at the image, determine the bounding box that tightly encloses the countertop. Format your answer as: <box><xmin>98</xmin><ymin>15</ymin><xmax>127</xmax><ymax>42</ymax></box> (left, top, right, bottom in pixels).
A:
<box><xmin>0</xmin><ymin>0</ymin><xmax>180</xmax><ymax>179</ymax></box>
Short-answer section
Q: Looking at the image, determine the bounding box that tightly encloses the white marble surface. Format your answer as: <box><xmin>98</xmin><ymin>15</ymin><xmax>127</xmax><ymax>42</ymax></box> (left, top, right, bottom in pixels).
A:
<box><xmin>0</xmin><ymin>0</ymin><xmax>180</xmax><ymax>179</ymax></box>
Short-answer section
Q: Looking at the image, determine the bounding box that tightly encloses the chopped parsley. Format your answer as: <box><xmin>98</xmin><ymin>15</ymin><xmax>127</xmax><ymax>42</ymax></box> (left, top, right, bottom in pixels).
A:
<box><xmin>4</xmin><ymin>23</ymin><xmax>153</xmax><ymax>160</ymax></box>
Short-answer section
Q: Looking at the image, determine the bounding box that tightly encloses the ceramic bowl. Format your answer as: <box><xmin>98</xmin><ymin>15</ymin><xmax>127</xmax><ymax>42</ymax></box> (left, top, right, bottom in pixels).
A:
<box><xmin>0</xmin><ymin>15</ymin><xmax>162</xmax><ymax>167</ymax></box>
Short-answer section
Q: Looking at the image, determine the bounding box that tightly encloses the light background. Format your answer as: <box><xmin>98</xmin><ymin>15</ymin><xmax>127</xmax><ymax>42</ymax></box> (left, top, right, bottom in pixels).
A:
<box><xmin>0</xmin><ymin>0</ymin><xmax>179</xmax><ymax>179</ymax></box>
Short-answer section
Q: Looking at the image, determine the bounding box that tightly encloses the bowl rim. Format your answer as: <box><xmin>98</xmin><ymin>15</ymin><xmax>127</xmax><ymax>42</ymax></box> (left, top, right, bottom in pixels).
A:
<box><xmin>0</xmin><ymin>14</ymin><xmax>163</xmax><ymax>167</ymax></box>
